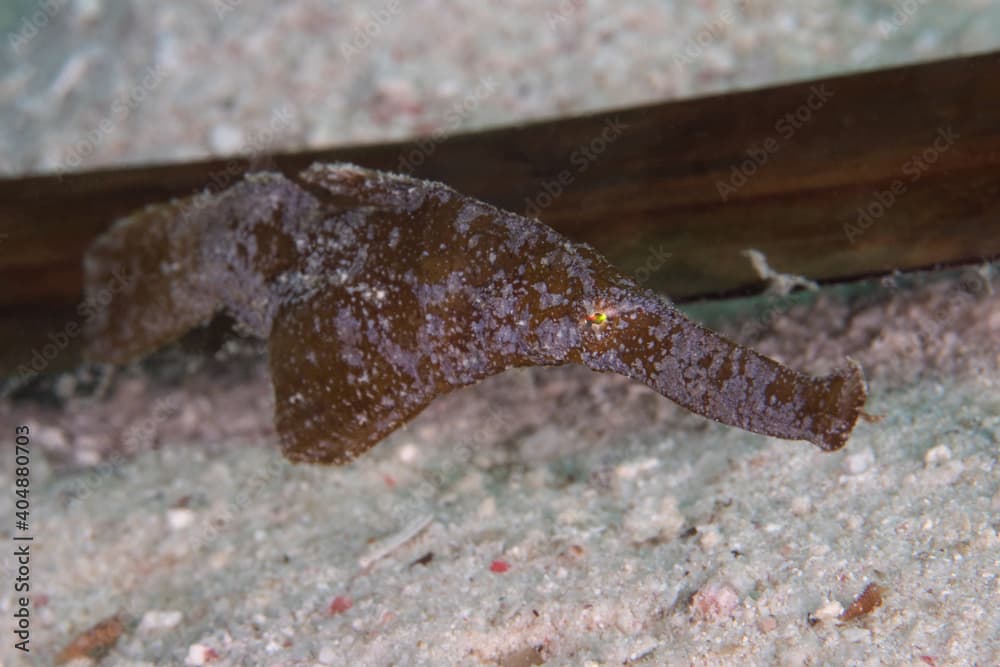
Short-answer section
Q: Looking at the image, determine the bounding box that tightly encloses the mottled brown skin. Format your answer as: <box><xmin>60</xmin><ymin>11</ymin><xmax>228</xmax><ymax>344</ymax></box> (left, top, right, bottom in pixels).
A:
<box><xmin>84</xmin><ymin>163</ymin><xmax>867</xmax><ymax>464</ymax></box>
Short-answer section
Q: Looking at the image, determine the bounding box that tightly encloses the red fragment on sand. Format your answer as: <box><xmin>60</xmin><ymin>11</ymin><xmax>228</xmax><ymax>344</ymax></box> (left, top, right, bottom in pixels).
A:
<box><xmin>328</xmin><ymin>595</ymin><xmax>353</xmax><ymax>615</ymax></box>
<box><xmin>839</xmin><ymin>582</ymin><xmax>883</xmax><ymax>622</ymax></box>
<box><xmin>490</xmin><ymin>559</ymin><xmax>511</xmax><ymax>573</ymax></box>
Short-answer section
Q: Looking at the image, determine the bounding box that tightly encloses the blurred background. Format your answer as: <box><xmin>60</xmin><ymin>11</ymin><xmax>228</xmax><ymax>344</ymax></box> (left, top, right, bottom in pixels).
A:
<box><xmin>2</xmin><ymin>0</ymin><xmax>999</xmax><ymax>176</ymax></box>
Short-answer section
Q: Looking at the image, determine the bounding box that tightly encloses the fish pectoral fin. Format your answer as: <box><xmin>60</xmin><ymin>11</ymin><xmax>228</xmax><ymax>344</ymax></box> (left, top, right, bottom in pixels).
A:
<box><xmin>268</xmin><ymin>297</ymin><xmax>436</xmax><ymax>465</ymax></box>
